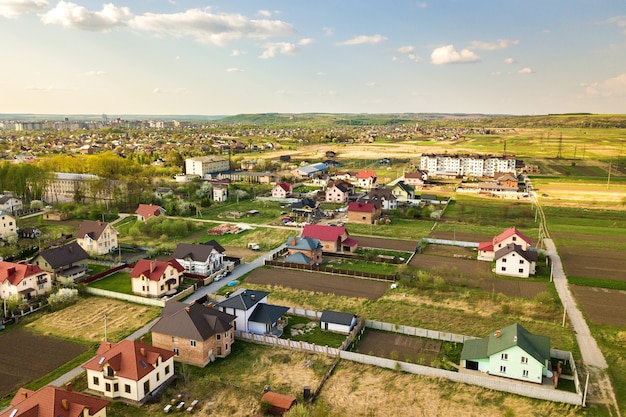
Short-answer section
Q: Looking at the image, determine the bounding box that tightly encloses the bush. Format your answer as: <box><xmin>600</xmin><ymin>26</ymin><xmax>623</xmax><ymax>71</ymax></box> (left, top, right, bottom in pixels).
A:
<box><xmin>48</xmin><ymin>288</ymin><xmax>79</xmax><ymax>311</ymax></box>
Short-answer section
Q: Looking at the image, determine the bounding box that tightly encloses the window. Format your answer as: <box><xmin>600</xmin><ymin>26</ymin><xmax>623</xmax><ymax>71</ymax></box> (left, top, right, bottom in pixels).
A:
<box><xmin>500</xmin><ymin>365</ymin><xmax>506</xmax><ymax>373</ymax></box>
<box><xmin>522</xmin><ymin>369</ymin><xmax>529</xmax><ymax>378</ymax></box>
<box><xmin>225</xmin><ymin>343</ymin><xmax>228</xmax><ymax>351</ymax></box>
<box><xmin>190</xmin><ymin>340</ymin><xmax>196</xmax><ymax>347</ymax></box>
<box><xmin>160</xmin><ymin>285</ymin><xmax>164</xmax><ymax>291</ymax></box>
<box><xmin>165</xmin><ymin>365</ymin><xmax>170</xmax><ymax>375</ymax></box>
<box><xmin>143</xmin><ymin>381</ymin><xmax>150</xmax><ymax>396</ymax></box>
<box><xmin>216</xmin><ymin>334</ymin><xmax>221</xmax><ymax>340</ymax></box>
<box><xmin>113</xmin><ymin>383</ymin><xmax>119</xmax><ymax>392</ymax></box>
<box><xmin>93</xmin><ymin>376</ymin><xmax>100</xmax><ymax>385</ymax></box>
<box><xmin>125</xmin><ymin>384</ymin><xmax>131</xmax><ymax>393</ymax></box>
<box><xmin>518</xmin><ymin>269</ymin><xmax>524</xmax><ymax>273</ymax></box>
<box><xmin>512</xmin><ymin>236</ymin><xmax>517</xmax><ymax>241</ymax></box>
<box><xmin>105</xmin><ymin>383</ymin><xmax>111</xmax><ymax>392</ymax></box>
<box><xmin>156</xmin><ymin>372</ymin><xmax>160</xmax><ymax>381</ymax></box>
<box><xmin>173</xmin><ymin>348</ymin><xmax>179</xmax><ymax>356</ymax></box>
<box><xmin>502</xmin><ymin>258</ymin><xmax>507</xmax><ymax>263</ymax></box>
<box><xmin>501</xmin><ymin>267</ymin><xmax>506</xmax><ymax>271</ymax></box>
<box><xmin>501</xmin><ymin>353</ymin><xmax>508</xmax><ymax>360</ymax></box>
<box><xmin>521</xmin><ymin>356</ymin><xmax>528</xmax><ymax>364</ymax></box>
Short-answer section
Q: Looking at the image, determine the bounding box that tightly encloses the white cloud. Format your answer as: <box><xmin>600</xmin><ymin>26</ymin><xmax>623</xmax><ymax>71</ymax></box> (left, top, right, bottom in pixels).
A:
<box><xmin>258</xmin><ymin>9</ymin><xmax>271</xmax><ymax>17</ymax></box>
<box><xmin>84</xmin><ymin>70</ymin><xmax>107</xmax><ymax>76</ymax></box>
<box><xmin>365</xmin><ymin>82</ymin><xmax>377</xmax><ymax>87</ymax></box>
<box><xmin>392</xmin><ymin>56</ymin><xmax>398</xmax><ymax>62</ymax></box>
<box><xmin>322</xmin><ymin>27</ymin><xmax>334</xmax><ymax>36</ymax></box>
<box><xmin>316</xmin><ymin>71</ymin><xmax>327</xmax><ymax>76</ymax></box>
<box><xmin>469</xmin><ymin>39</ymin><xmax>519</xmax><ymax>51</ymax></box>
<box><xmin>231</xmin><ymin>49</ymin><xmax>246</xmax><ymax>56</ymax></box>
<box><xmin>430</xmin><ymin>45</ymin><xmax>479</xmax><ymax>65</ymax></box>
<box><xmin>504</xmin><ymin>57</ymin><xmax>516</xmax><ymax>64</ymax></box>
<box><xmin>417</xmin><ymin>2</ymin><xmax>428</xmax><ymax>8</ymax></box>
<box><xmin>395</xmin><ymin>45</ymin><xmax>415</xmax><ymax>54</ymax></box>
<box><xmin>129</xmin><ymin>9</ymin><xmax>295</xmax><ymax>46</ymax></box>
<box><xmin>226</xmin><ymin>67</ymin><xmax>245</xmax><ymax>72</ymax></box>
<box><xmin>41</xmin><ymin>1</ymin><xmax>131</xmax><ymax>32</ymax></box>
<box><xmin>519</xmin><ymin>67</ymin><xmax>533</xmax><ymax>74</ymax></box>
<box><xmin>598</xmin><ymin>15</ymin><xmax>626</xmax><ymax>33</ymax></box>
<box><xmin>299</xmin><ymin>38</ymin><xmax>315</xmax><ymax>45</ymax></box>
<box><xmin>408</xmin><ymin>54</ymin><xmax>420</xmax><ymax>62</ymax></box>
<box><xmin>335</xmin><ymin>34</ymin><xmax>387</xmax><ymax>46</ymax></box>
<box><xmin>0</xmin><ymin>0</ymin><xmax>47</xmax><ymax>18</ymax></box>
<box><xmin>585</xmin><ymin>73</ymin><xmax>626</xmax><ymax>96</ymax></box>
<box><xmin>259</xmin><ymin>42</ymin><xmax>299</xmax><ymax>59</ymax></box>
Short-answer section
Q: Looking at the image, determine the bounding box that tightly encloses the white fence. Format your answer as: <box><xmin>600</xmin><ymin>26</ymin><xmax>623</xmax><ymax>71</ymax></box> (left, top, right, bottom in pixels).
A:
<box><xmin>419</xmin><ymin>237</ymin><xmax>479</xmax><ymax>249</ymax></box>
<box><xmin>288</xmin><ymin>308</ymin><xmax>322</xmax><ymax>319</ymax></box>
<box><xmin>235</xmin><ymin>331</ymin><xmax>340</xmax><ymax>356</ymax></box>
<box><xmin>85</xmin><ymin>288</ymin><xmax>165</xmax><ymax>307</ymax></box>
<box><xmin>365</xmin><ymin>320</ymin><xmax>479</xmax><ymax>343</ymax></box>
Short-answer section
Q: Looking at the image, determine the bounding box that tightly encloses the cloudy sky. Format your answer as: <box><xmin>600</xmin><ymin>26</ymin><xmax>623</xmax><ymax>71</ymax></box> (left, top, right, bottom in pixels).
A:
<box><xmin>1</xmin><ymin>0</ymin><xmax>625</xmax><ymax>116</ymax></box>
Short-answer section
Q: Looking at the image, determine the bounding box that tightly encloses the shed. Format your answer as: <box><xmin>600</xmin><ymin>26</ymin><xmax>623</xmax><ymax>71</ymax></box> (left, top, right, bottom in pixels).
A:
<box><xmin>260</xmin><ymin>391</ymin><xmax>297</xmax><ymax>415</ymax></box>
<box><xmin>320</xmin><ymin>310</ymin><xmax>357</xmax><ymax>334</ymax></box>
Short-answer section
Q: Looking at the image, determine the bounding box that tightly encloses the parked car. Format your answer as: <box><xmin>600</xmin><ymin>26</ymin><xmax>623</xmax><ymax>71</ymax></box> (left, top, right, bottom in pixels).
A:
<box><xmin>247</xmin><ymin>242</ymin><xmax>260</xmax><ymax>250</ymax></box>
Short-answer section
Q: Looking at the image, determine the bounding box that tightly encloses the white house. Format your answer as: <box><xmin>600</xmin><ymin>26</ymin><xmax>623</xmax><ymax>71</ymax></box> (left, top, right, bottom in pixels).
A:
<box><xmin>356</xmin><ymin>170</ymin><xmax>377</xmax><ymax>189</ymax></box>
<box><xmin>76</xmin><ymin>220</ymin><xmax>119</xmax><ymax>256</ymax></box>
<box><xmin>461</xmin><ymin>323</ymin><xmax>550</xmax><ymax>384</ymax></box>
<box><xmin>130</xmin><ymin>259</ymin><xmax>184</xmax><ymax>297</ymax></box>
<box><xmin>0</xmin><ymin>212</ymin><xmax>17</xmax><ymax>241</ymax></box>
<box><xmin>213</xmin><ymin>185</ymin><xmax>228</xmax><ymax>202</ymax></box>
<box><xmin>320</xmin><ymin>310</ymin><xmax>357</xmax><ymax>334</ymax></box>
<box><xmin>495</xmin><ymin>243</ymin><xmax>538</xmax><ymax>278</ymax></box>
<box><xmin>82</xmin><ymin>339</ymin><xmax>175</xmax><ymax>403</ymax></box>
<box><xmin>271</xmin><ymin>183</ymin><xmax>292</xmax><ymax>198</ymax></box>
<box><xmin>172</xmin><ymin>242</ymin><xmax>225</xmax><ymax>276</ymax></box>
<box><xmin>0</xmin><ymin>261</ymin><xmax>53</xmax><ymax>301</ymax></box>
<box><xmin>0</xmin><ymin>195</ymin><xmax>23</xmax><ymax>214</ymax></box>
<box><xmin>477</xmin><ymin>227</ymin><xmax>532</xmax><ymax>262</ymax></box>
<box><xmin>214</xmin><ymin>288</ymin><xmax>289</xmax><ymax>336</ymax></box>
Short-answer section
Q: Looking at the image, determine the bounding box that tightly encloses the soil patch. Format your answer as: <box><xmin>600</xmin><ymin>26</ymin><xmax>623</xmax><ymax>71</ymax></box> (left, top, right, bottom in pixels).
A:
<box><xmin>245</xmin><ymin>268</ymin><xmax>389</xmax><ymax>300</ymax></box>
<box><xmin>356</xmin><ymin>330</ymin><xmax>442</xmax><ymax>365</ymax></box>
<box><xmin>352</xmin><ymin>236</ymin><xmax>418</xmax><ymax>252</ymax></box>
<box><xmin>560</xmin><ymin>248</ymin><xmax>626</xmax><ymax>281</ymax></box>
<box><xmin>570</xmin><ymin>286</ymin><xmax>626</xmax><ymax>327</ymax></box>
<box><xmin>0</xmin><ymin>328</ymin><xmax>88</xmax><ymax>397</ymax></box>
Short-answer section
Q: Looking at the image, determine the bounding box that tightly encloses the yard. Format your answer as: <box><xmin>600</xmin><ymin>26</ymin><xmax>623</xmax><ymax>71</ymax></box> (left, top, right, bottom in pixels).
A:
<box><xmin>355</xmin><ymin>329</ymin><xmax>443</xmax><ymax>366</ymax></box>
<box><xmin>283</xmin><ymin>315</ymin><xmax>347</xmax><ymax>348</ymax></box>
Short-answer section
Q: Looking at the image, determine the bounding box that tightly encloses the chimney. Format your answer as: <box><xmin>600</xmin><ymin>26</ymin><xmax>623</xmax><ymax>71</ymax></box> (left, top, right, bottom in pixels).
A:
<box><xmin>185</xmin><ymin>307</ymin><xmax>190</xmax><ymax>313</ymax></box>
<box><xmin>21</xmin><ymin>391</ymin><xmax>28</xmax><ymax>400</ymax></box>
<box><xmin>140</xmin><ymin>347</ymin><xmax>146</xmax><ymax>357</ymax></box>
<box><xmin>65</xmin><ymin>383</ymin><xmax>72</xmax><ymax>392</ymax></box>
<box><xmin>251</xmin><ymin>294</ymin><xmax>256</xmax><ymax>301</ymax></box>
<box><xmin>140</xmin><ymin>336</ymin><xmax>145</xmax><ymax>344</ymax></box>
<box><xmin>69</xmin><ymin>246</ymin><xmax>73</xmax><ymax>253</ymax></box>
<box><xmin>150</xmin><ymin>260</ymin><xmax>156</xmax><ymax>273</ymax></box>
<box><xmin>97</xmin><ymin>220</ymin><xmax>101</xmax><ymax>226</ymax></box>
<box><xmin>61</xmin><ymin>399</ymin><xmax>69</xmax><ymax>411</ymax></box>
<box><xmin>495</xmin><ymin>330</ymin><xmax>502</xmax><ymax>338</ymax></box>
<box><xmin>291</xmin><ymin>237</ymin><xmax>297</xmax><ymax>246</ymax></box>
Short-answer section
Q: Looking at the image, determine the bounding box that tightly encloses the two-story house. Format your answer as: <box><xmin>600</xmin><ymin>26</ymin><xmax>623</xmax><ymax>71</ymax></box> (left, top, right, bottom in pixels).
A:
<box><xmin>495</xmin><ymin>243</ymin><xmax>538</xmax><ymax>278</ymax></box>
<box><xmin>135</xmin><ymin>204</ymin><xmax>166</xmax><ymax>222</ymax></box>
<box><xmin>0</xmin><ymin>261</ymin><xmax>52</xmax><ymax>301</ymax></box>
<box><xmin>325</xmin><ymin>182</ymin><xmax>351</xmax><ymax>203</ymax></box>
<box><xmin>347</xmin><ymin>202</ymin><xmax>381</xmax><ymax>224</ymax></box>
<box><xmin>215</xmin><ymin>289</ymin><xmax>289</xmax><ymax>336</ymax></box>
<box><xmin>391</xmin><ymin>181</ymin><xmax>415</xmax><ymax>200</ymax></box>
<box><xmin>130</xmin><ymin>259</ymin><xmax>184</xmax><ymax>297</ymax></box>
<box><xmin>2</xmin><ymin>385</ymin><xmax>109</xmax><ymax>417</ymax></box>
<box><xmin>284</xmin><ymin>236</ymin><xmax>323</xmax><ymax>265</ymax></box>
<box><xmin>82</xmin><ymin>339</ymin><xmax>175</xmax><ymax>403</ymax></box>
<box><xmin>151</xmin><ymin>301</ymin><xmax>236</xmax><ymax>367</ymax></box>
<box><xmin>0</xmin><ymin>195</ymin><xmax>23</xmax><ymax>214</ymax></box>
<box><xmin>76</xmin><ymin>220</ymin><xmax>119</xmax><ymax>256</ymax></box>
<box><xmin>477</xmin><ymin>227</ymin><xmax>533</xmax><ymax>262</ymax></box>
<box><xmin>172</xmin><ymin>243</ymin><xmax>225</xmax><ymax>276</ymax></box>
<box><xmin>356</xmin><ymin>170</ymin><xmax>377</xmax><ymax>189</ymax></box>
<box><xmin>301</xmin><ymin>224</ymin><xmax>358</xmax><ymax>253</ymax></box>
<box><xmin>0</xmin><ymin>212</ymin><xmax>17</xmax><ymax>241</ymax></box>
<box><xmin>271</xmin><ymin>183</ymin><xmax>292</xmax><ymax>199</ymax></box>
<box><xmin>31</xmin><ymin>241</ymin><xmax>89</xmax><ymax>284</ymax></box>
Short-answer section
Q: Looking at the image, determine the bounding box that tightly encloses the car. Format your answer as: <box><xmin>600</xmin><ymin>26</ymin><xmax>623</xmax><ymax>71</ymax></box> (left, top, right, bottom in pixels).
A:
<box><xmin>280</xmin><ymin>211</ymin><xmax>287</xmax><ymax>215</ymax></box>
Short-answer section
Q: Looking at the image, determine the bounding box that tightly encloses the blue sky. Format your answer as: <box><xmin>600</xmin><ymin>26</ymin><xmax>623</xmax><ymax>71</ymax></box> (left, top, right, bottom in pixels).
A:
<box><xmin>1</xmin><ymin>0</ymin><xmax>625</xmax><ymax>116</ymax></box>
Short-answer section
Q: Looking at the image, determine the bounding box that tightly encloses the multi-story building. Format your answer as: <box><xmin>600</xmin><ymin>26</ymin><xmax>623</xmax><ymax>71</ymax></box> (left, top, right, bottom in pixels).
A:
<box><xmin>0</xmin><ymin>212</ymin><xmax>17</xmax><ymax>241</ymax></box>
<box><xmin>185</xmin><ymin>156</ymin><xmax>230</xmax><ymax>177</ymax></box>
<box><xmin>76</xmin><ymin>220</ymin><xmax>119</xmax><ymax>256</ymax></box>
<box><xmin>44</xmin><ymin>172</ymin><xmax>115</xmax><ymax>203</ymax></box>
<box><xmin>130</xmin><ymin>259</ymin><xmax>184</xmax><ymax>298</ymax></box>
<box><xmin>2</xmin><ymin>385</ymin><xmax>109</xmax><ymax>417</ymax></box>
<box><xmin>420</xmin><ymin>154</ymin><xmax>516</xmax><ymax>178</ymax></box>
<box><xmin>0</xmin><ymin>261</ymin><xmax>52</xmax><ymax>301</ymax></box>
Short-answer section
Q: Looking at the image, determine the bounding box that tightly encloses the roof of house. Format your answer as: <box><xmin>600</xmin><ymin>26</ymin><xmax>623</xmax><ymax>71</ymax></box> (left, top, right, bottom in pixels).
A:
<box><xmin>348</xmin><ymin>202</ymin><xmax>376</xmax><ymax>213</ymax></box>
<box><xmin>135</xmin><ymin>204</ymin><xmax>165</xmax><ymax>220</ymax></box>
<box><xmin>301</xmin><ymin>224</ymin><xmax>347</xmax><ymax>242</ymax></box>
<box><xmin>393</xmin><ymin>181</ymin><xmax>415</xmax><ymax>193</ymax></box>
<box><xmin>296</xmin><ymin>164</ymin><xmax>327</xmax><ymax>175</ymax></box>
<box><xmin>202</xmin><ymin>239</ymin><xmax>225</xmax><ymax>253</ymax></box>
<box><xmin>130</xmin><ymin>259</ymin><xmax>184</xmax><ymax>281</ymax></box>
<box><xmin>274</xmin><ymin>183</ymin><xmax>292</xmax><ymax>192</ymax></box>
<box><xmin>291</xmin><ymin>198</ymin><xmax>317</xmax><ymax>210</ymax></box>
<box><xmin>172</xmin><ymin>243</ymin><xmax>219</xmax><ymax>262</ymax></box>
<box><xmin>494</xmin><ymin>243</ymin><xmax>538</xmax><ymax>263</ymax></box>
<box><xmin>150</xmin><ymin>301</ymin><xmax>235</xmax><ymax>341</ymax></box>
<box><xmin>216</xmin><ymin>289</ymin><xmax>269</xmax><ymax>311</ymax></box>
<box><xmin>284</xmin><ymin>252</ymin><xmax>312</xmax><ymax>264</ymax></box>
<box><xmin>249</xmin><ymin>304</ymin><xmax>290</xmax><ymax>325</ymax></box>
<box><xmin>83</xmin><ymin>340</ymin><xmax>175</xmax><ymax>381</ymax></box>
<box><xmin>368</xmin><ymin>188</ymin><xmax>396</xmax><ymax>200</ymax></box>
<box><xmin>328</xmin><ymin>182</ymin><xmax>351</xmax><ymax>193</ymax></box>
<box><xmin>320</xmin><ymin>310</ymin><xmax>356</xmax><ymax>326</ymax></box>
<box><xmin>477</xmin><ymin>241</ymin><xmax>494</xmax><ymax>251</ymax></box>
<box><xmin>285</xmin><ymin>236</ymin><xmax>322</xmax><ymax>251</ymax></box>
<box><xmin>404</xmin><ymin>171</ymin><xmax>424</xmax><ymax>179</ymax></box>
<box><xmin>493</xmin><ymin>227</ymin><xmax>532</xmax><ymax>247</ymax></box>
<box><xmin>36</xmin><ymin>242</ymin><xmax>89</xmax><ymax>269</ymax></box>
<box><xmin>260</xmin><ymin>391</ymin><xmax>297</xmax><ymax>411</ymax></box>
<box><xmin>3</xmin><ymin>385</ymin><xmax>109</xmax><ymax>417</ymax></box>
<box><xmin>461</xmin><ymin>323</ymin><xmax>550</xmax><ymax>365</ymax></box>
<box><xmin>357</xmin><ymin>170</ymin><xmax>377</xmax><ymax>179</ymax></box>
<box><xmin>0</xmin><ymin>262</ymin><xmax>46</xmax><ymax>286</ymax></box>
<box><xmin>0</xmin><ymin>195</ymin><xmax>18</xmax><ymax>204</ymax></box>
<box><xmin>76</xmin><ymin>220</ymin><xmax>116</xmax><ymax>241</ymax></box>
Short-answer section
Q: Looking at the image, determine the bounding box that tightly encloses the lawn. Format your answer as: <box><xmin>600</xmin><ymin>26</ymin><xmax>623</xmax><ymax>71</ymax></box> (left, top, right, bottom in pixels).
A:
<box><xmin>198</xmin><ymin>199</ymin><xmax>285</xmax><ymax>225</ymax></box>
<box><xmin>347</xmin><ymin>217</ymin><xmax>435</xmax><ymax>239</ymax></box>
<box><xmin>283</xmin><ymin>315</ymin><xmax>347</xmax><ymax>348</ymax></box>
<box><xmin>324</xmin><ymin>257</ymin><xmax>399</xmax><ymax>275</ymax></box>
<box><xmin>88</xmin><ymin>271</ymin><xmax>132</xmax><ymax>294</ymax></box>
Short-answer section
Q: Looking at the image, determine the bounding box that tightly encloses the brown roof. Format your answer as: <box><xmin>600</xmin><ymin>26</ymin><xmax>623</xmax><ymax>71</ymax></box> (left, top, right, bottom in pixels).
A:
<box><xmin>150</xmin><ymin>301</ymin><xmax>235</xmax><ymax>341</ymax></box>
<box><xmin>135</xmin><ymin>204</ymin><xmax>165</xmax><ymax>220</ymax></box>
<box><xmin>130</xmin><ymin>259</ymin><xmax>184</xmax><ymax>281</ymax></box>
<box><xmin>261</xmin><ymin>391</ymin><xmax>297</xmax><ymax>413</ymax></box>
<box><xmin>2</xmin><ymin>385</ymin><xmax>109</xmax><ymax>417</ymax></box>
<box><xmin>76</xmin><ymin>220</ymin><xmax>116</xmax><ymax>241</ymax></box>
<box><xmin>82</xmin><ymin>340</ymin><xmax>175</xmax><ymax>381</ymax></box>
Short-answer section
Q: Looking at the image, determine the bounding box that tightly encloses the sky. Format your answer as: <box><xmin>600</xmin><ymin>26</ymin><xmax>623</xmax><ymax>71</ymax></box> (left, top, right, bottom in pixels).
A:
<box><xmin>1</xmin><ymin>0</ymin><xmax>625</xmax><ymax>116</ymax></box>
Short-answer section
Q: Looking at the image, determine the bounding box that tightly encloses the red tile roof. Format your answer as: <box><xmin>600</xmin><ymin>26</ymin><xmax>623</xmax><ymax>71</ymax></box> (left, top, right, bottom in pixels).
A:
<box><xmin>493</xmin><ymin>227</ymin><xmax>532</xmax><ymax>246</ymax></box>
<box><xmin>348</xmin><ymin>202</ymin><xmax>376</xmax><ymax>213</ymax></box>
<box><xmin>261</xmin><ymin>391</ymin><xmax>297</xmax><ymax>411</ymax></box>
<box><xmin>3</xmin><ymin>385</ymin><xmax>109</xmax><ymax>417</ymax></box>
<box><xmin>83</xmin><ymin>340</ymin><xmax>175</xmax><ymax>381</ymax></box>
<box><xmin>135</xmin><ymin>204</ymin><xmax>164</xmax><ymax>220</ymax></box>
<box><xmin>275</xmin><ymin>183</ymin><xmax>292</xmax><ymax>192</ymax></box>
<box><xmin>301</xmin><ymin>224</ymin><xmax>347</xmax><ymax>242</ymax></box>
<box><xmin>357</xmin><ymin>170</ymin><xmax>377</xmax><ymax>179</ymax></box>
<box><xmin>0</xmin><ymin>262</ymin><xmax>45</xmax><ymax>286</ymax></box>
<box><xmin>130</xmin><ymin>259</ymin><xmax>184</xmax><ymax>281</ymax></box>
<box><xmin>477</xmin><ymin>241</ymin><xmax>493</xmax><ymax>251</ymax></box>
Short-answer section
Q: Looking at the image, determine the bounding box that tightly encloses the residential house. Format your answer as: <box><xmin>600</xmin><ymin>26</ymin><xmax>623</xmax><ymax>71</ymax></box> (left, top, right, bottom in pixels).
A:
<box><xmin>391</xmin><ymin>181</ymin><xmax>415</xmax><ymax>200</ymax></box>
<box><xmin>31</xmin><ymin>241</ymin><xmax>89</xmax><ymax>284</ymax></box>
<box><xmin>172</xmin><ymin>242</ymin><xmax>225</xmax><ymax>276</ymax></box>
<box><xmin>325</xmin><ymin>182</ymin><xmax>351</xmax><ymax>203</ymax></box>
<box><xmin>364</xmin><ymin>187</ymin><xmax>397</xmax><ymax>210</ymax></box>
<box><xmin>150</xmin><ymin>301</ymin><xmax>236</xmax><ymax>367</ymax></box>
<box><xmin>495</xmin><ymin>172</ymin><xmax>519</xmax><ymax>188</ymax></box>
<box><xmin>495</xmin><ymin>243</ymin><xmax>538</xmax><ymax>278</ymax></box>
<box><xmin>347</xmin><ymin>202</ymin><xmax>381</xmax><ymax>224</ymax></box>
<box><xmin>284</xmin><ymin>236</ymin><xmax>323</xmax><ymax>265</ymax></box>
<box><xmin>272</xmin><ymin>183</ymin><xmax>292</xmax><ymax>199</ymax></box>
<box><xmin>320</xmin><ymin>310</ymin><xmax>357</xmax><ymax>334</ymax></box>
<box><xmin>17</xmin><ymin>226</ymin><xmax>42</xmax><ymax>239</ymax></box>
<box><xmin>477</xmin><ymin>227</ymin><xmax>533</xmax><ymax>261</ymax></box>
<box><xmin>0</xmin><ymin>212</ymin><xmax>17</xmax><ymax>241</ymax></box>
<box><xmin>154</xmin><ymin>187</ymin><xmax>174</xmax><ymax>199</ymax></box>
<box><xmin>0</xmin><ymin>261</ymin><xmax>52</xmax><ymax>301</ymax></box>
<box><xmin>260</xmin><ymin>391</ymin><xmax>297</xmax><ymax>416</ymax></box>
<box><xmin>215</xmin><ymin>288</ymin><xmax>289</xmax><ymax>336</ymax></box>
<box><xmin>43</xmin><ymin>210</ymin><xmax>69</xmax><ymax>221</ymax></box>
<box><xmin>76</xmin><ymin>220</ymin><xmax>119</xmax><ymax>256</ymax></box>
<box><xmin>213</xmin><ymin>185</ymin><xmax>228</xmax><ymax>202</ymax></box>
<box><xmin>461</xmin><ymin>323</ymin><xmax>550</xmax><ymax>384</ymax></box>
<box><xmin>1</xmin><ymin>385</ymin><xmax>109</xmax><ymax>417</ymax></box>
<box><xmin>403</xmin><ymin>171</ymin><xmax>427</xmax><ymax>187</ymax></box>
<box><xmin>290</xmin><ymin>198</ymin><xmax>320</xmax><ymax>221</ymax></box>
<box><xmin>130</xmin><ymin>259</ymin><xmax>184</xmax><ymax>297</ymax></box>
<box><xmin>135</xmin><ymin>204</ymin><xmax>165</xmax><ymax>222</ymax></box>
<box><xmin>301</xmin><ymin>224</ymin><xmax>358</xmax><ymax>253</ymax></box>
<box><xmin>356</xmin><ymin>170</ymin><xmax>377</xmax><ymax>189</ymax></box>
<box><xmin>0</xmin><ymin>194</ymin><xmax>23</xmax><ymax>214</ymax></box>
<box><xmin>82</xmin><ymin>339</ymin><xmax>175</xmax><ymax>403</ymax></box>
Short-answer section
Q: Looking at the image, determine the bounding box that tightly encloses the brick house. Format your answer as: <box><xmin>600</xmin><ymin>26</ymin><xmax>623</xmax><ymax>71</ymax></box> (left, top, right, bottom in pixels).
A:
<box><xmin>301</xmin><ymin>224</ymin><xmax>358</xmax><ymax>253</ymax></box>
<box><xmin>347</xmin><ymin>202</ymin><xmax>381</xmax><ymax>224</ymax></box>
<box><xmin>82</xmin><ymin>339</ymin><xmax>175</xmax><ymax>403</ymax></box>
<box><xmin>284</xmin><ymin>236</ymin><xmax>323</xmax><ymax>265</ymax></box>
<box><xmin>151</xmin><ymin>301</ymin><xmax>236</xmax><ymax>367</ymax></box>
<box><xmin>76</xmin><ymin>220</ymin><xmax>119</xmax><ymax>256</ymax></box>
<box><xmin>130</xmin><ymin>259</ymin><xmax>184</xmax><ymax>297</ymax></box>
<box><xmin>2</xmin><ymin>385</ymin><xmax>109</xmax><ymax>417</ymax></box>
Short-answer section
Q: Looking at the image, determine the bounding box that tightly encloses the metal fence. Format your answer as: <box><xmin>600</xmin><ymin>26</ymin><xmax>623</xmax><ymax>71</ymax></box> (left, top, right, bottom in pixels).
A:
<box><xmin>264</xmin><ymin>259</ymin><xmax>396</xmax><ymax>281</ymax></box>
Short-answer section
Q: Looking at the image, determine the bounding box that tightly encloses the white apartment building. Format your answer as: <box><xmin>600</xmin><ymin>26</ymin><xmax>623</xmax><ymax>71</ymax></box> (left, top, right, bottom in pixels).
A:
<box><xmin>420</xmin><ymin>154</ymin><xmax>516</xmax><ymax>178</ymax></box>
<box><xmin>185</xmin><ymin>156</ymin><xmax>230</xmax><ymax>177</ymax></box>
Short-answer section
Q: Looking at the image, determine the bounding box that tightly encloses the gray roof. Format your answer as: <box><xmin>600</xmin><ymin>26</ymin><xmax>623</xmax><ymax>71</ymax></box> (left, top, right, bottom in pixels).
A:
<box><xmin>285</xmin><ymin>236</ymin><xmax>322</xmax><ymax>251</ymax></box>
<box><xmin>37</xmin><ymin>241</ymin><xmax>89</xmax><ymax>268</ymax></box>
<box><xmin>249</xmin><ymin>304</ymin><xmax>289</xmax><ymax>325</ymax></box>
<box><xmin>285</xmin><ymin>252</ymin><xmax>312</xmax><ymax>264</ymax></box>
<box><xmin>320</xmin><ymin>310</ymin><xmax>356</xmax><ymax>326</ymax></box>
<box><xmin>216</xmin><ymin>289</ymin><xmax>269</xmax><ymax>311</ymax></box>
<box><xmin>172</xmin><ymin>243</ymin><xmax>218</xmax><ymax>262</ymax></box>
<box><xmin>494</xmin><ymin>243</ymin><xmax>538</xmax><ymax>263</ymax></box>
<box><xmin>150</xmin><ymin>301</ymin><xmax>235</xmax><ymax>341</ymax></box>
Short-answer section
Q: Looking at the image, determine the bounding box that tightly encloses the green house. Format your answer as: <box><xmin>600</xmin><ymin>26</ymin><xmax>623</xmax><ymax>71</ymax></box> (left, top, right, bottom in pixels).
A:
<box><xmin>461</xmin><ymin>323</ymin><xmax>550</xmax><ymax>384</ymax></box>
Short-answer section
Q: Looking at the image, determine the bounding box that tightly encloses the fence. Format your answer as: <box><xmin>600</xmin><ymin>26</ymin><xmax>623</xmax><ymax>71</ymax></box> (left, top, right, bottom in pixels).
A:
<box><xmin>324</xmin><ymin>252</ymin><xmax>406</xmax><ymax>264</ymax></box>
<box><xmin>418</xmin><ymin>237</ymin><xmax>479</xmax><ymax>249</ymax></box>
<box><xmin>365</xmin><ymin>320</ymin><xmax>479</xmax><ymax>343</ymax></box>
<box><xmin>80</xmin><ymin>264</ymin><xmax>131</xmax><ymax>284</ymax></box>
<box><xmin>234</xmin><ymin>331</ymin><xmax>340</xmax><ymax>357</ymax></box>
<box><xmin>551</xmin><ymin>349</ymin><xmax>582</xmax><ymax>396</ymax></box>
<box><xmin>85</xmin><ymin>287</ymin><xmax>166</xmax><ymax>307</ymax></box>
<box><xmin>264</xmin><ymin>259</ymin><xmax>396</xmax><ymax>281</ymax></box>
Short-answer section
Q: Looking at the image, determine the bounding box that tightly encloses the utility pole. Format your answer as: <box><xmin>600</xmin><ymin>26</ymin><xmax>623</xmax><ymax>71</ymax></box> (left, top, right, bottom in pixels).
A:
<box><xmin>607</xmin><ymin>159</ymin><xmax>612</xmax><ymax>190</ymax></box>
<box><xmin>104</xmin><ymin>313</ymin><xmax>108</xmax><ymax>342</ymax></box>
<box><xmin>556</xmin><ymin>133</ymin><xmax>563</xmax><ymax>159</ymax></box>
